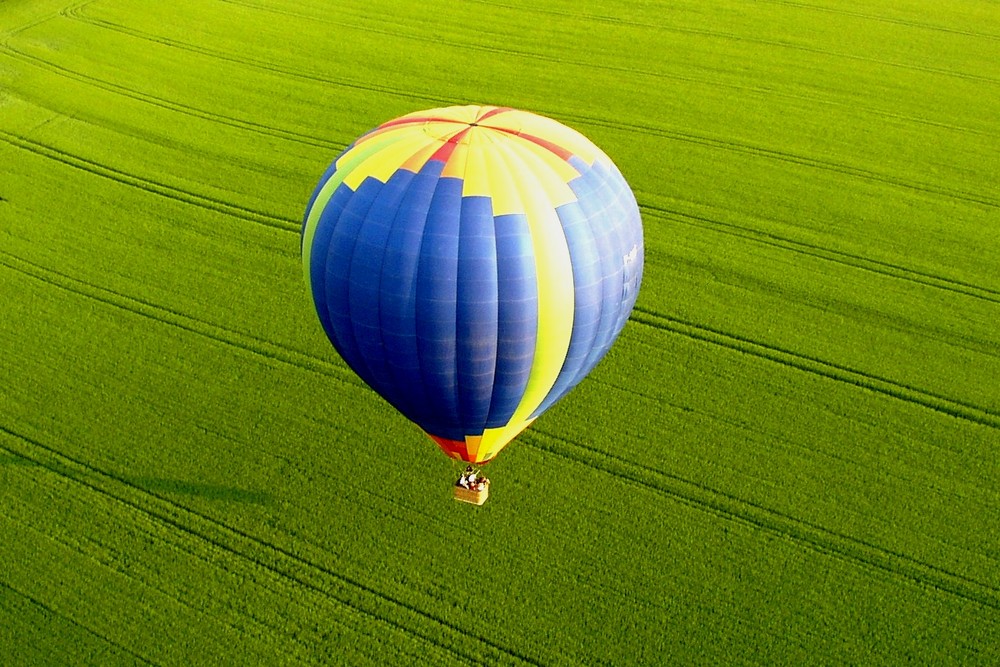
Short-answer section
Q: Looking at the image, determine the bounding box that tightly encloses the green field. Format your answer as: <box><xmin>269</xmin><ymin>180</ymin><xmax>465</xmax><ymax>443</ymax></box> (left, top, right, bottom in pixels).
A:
<box><xmin>2</xmin><ymin>0</ymin><xmax>999</xmax><ymax>664</ymax></box>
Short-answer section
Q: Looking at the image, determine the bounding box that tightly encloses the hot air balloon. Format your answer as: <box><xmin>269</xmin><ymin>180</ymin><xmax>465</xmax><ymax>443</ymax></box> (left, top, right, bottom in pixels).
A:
<box><xmin>302</xmin><ymin>105</ymin><xmax>643</xmax><ymax>503</ymax></box>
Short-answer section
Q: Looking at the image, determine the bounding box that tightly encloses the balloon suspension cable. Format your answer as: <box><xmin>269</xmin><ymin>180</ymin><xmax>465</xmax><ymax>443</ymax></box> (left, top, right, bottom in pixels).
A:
<box><xmin>452</xmin><ymin>461</ymin><xmax>490</xmax><ymax>485</ymax></box>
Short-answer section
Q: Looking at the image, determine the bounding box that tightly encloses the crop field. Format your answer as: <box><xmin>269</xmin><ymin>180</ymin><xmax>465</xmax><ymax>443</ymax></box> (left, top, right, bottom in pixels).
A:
<box><xmin>1</xmin><ymin>0</ymin><xmax>999</xmax><ymax>664</ymax></box>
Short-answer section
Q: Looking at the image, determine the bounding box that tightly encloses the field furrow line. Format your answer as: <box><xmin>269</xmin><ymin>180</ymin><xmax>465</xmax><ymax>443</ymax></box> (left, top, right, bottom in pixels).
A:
<box><xmin>526</xmin><ymin>428</ymin><xmax>1000</xmax><ymax>612</ymax></box>
<box><xmin>0</xmin><ymin>424</ymin><xmax>539</xmax><ymax>666</ymax></box>
<box><xmin>1</xmin><ymin>488</ymin><xmax>321</xmax><ymax>664</ymax></box>
<box><xmin>757</xmin><ymin>0</ymin><xmax>1000</xmax><ymax>42</ymax></box>
<box><xmin>0</xmin><ymin>433</ymin><xmax>466</xmax><ymax>667</ymax></box>
<box><xmin>469</xmin><ymin>0</ymin><xmax>1000</xmax><ymax>83</ymax></box>
<box><xmin>0</xmin><ymin>249</ymin><xmax>363</xmax><ymax>390</ymax></box>
<box><xmin>217</xmin><ymin>0</ymin><xmax>797</xmax><ymax>108</ymax></box>
<box><xmin>631</xmin><ymin>306</ymin><xmax>1000</xmax><ymax>431</ymax></box>
<box><xmin>219</xmin><ymin>0</ymin><xmax>991</xmax><ymax>139</ymax></box>
<box><xmin>589</xmin><ymin>375</ymin><xmax>688</xmax><ymax>407</ymax></box>
<box><xmin>569</xmin><ymin>115</ymin><xmax>998</xmax><ymax>209</ymax></box>
<box><xmin>639</xmin><ymin>201</ymin><xmax>1000</xmax><ymax>305</ymax></box>
<box><xmin>0</xmin><ymin>0</ymin><xmax>85</xmax><ymax>40</ymax></box>
<box><xmin>0</xmin><ymin>129</ymin><xmax>298</xmax><ymax>232</ymax></box>
<box><xmin>0</xmin><ymin>42</ymin><xmax>339</xmax><ymax>151</ymax></box>
<box><xmin>56</xmin><ymin>7</ymin><xmax>998</xmax><ymax>209</ymax></box>
<box><xmin>221</xmin><ymin>0</ymin><xmax>699</xmax><ymax>86</ymax></box>
<box><xmin>0</xmin><ymin>579</ymin><xmax>158</xmax><ymax>666</ymax></box>
<box><xmin>60</xmin><ymin>7</ymin><xmax>452</xmax><ymax>108</ymax></box>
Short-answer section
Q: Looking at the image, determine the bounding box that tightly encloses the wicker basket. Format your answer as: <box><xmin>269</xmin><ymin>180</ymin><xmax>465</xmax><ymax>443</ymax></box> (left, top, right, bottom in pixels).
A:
<box><xmin>454</xmin><ymin>481</ymin><xmax>489</xmax><ymax>505</ymax></box>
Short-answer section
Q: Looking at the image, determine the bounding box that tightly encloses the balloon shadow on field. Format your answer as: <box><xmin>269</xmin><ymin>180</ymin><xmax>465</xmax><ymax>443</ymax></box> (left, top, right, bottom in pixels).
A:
<box><xmin>127</xmin><ymin>476</ymin><xmax>272</xmax><ymax>505</ymax></box>
<box><xmin>0</xmin><ymin>453</ymin><xmax>270</xmax><ymax>505</ymax></box>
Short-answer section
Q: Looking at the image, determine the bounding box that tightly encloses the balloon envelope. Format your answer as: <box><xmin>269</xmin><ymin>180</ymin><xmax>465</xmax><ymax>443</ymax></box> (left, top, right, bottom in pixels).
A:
<box><xmin>302</xmin><ymin>105</ymin><xmax>643</xmax><ymax>464</ymax></box>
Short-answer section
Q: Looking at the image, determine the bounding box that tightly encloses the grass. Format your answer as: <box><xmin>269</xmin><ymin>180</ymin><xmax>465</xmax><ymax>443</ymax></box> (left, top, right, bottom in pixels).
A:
<box><xmin>2</xmin><ymin>0</ymin><xmax>999</xmax><ymax>664</ymax></box>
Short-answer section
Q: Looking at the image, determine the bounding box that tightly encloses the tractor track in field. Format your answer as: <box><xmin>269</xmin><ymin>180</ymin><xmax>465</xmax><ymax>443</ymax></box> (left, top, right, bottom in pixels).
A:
<box><xmin>0</xmin><ymin>41</ymin><xmax>341</xmax><ymax>152</ymax></box>
<box><xmin>228</xmin><ymin>0</ymin><xmax>990</xmax><ymax>137</ymax></box>
<box><xmin>638</xmin><ymin>201</ymin><xmax>1000</xmax><ymax>306</ymax></box>
<box><xmin>1</xmin><ymin>505</ymin><xmax>325</xmax><ymax>664</ymax></box>
<box><xmin>0</xmin><ymin>0</ymin><xmax>83</xmax><ymax>41</ymax></box>
<box><xmin>0</xmin><ymin>130</ymin><xmax>299</xmax><ymax>232</ymax></box>
<box><xmin>6</xmin><ymin>108</ymin><xmax>995</xmax><ymax>347</ymax></box>
<box><xmin>58</xmin><ymin>4</ymin><xmax>454</xmax><ymax>108</ymax></box>
<box><xmin>5</xmin><ymin>126</ymin><xmax>996</xmax><ymax>434</ymax></box>
<box><xmin>577</xmin><ymin>113</ymin><xmax>999</xmax><ymax>209</ymax></box>
<box><xmin>631</xmin><ymin>306</ymin><xmax>1000</xmax><ymax>431</ymax></box>
<box><xmin>757</xmin><ymin>0</ymin><xmax>1000</xmax><ymax>42</ymax></box>
<box><xmin>0</xmin><ymin>250</ymin><xmax>365</xmax><ymax>391</ymax></box>
<box><xmin>217</xmin><ymin>0</ymin><xmax>835</xmax><ymax>123</ymax></box>
<box><xmin>0</xmin><ymin>425</ymin><xmax>541</xmax><ymax>667</ymax></box>
<box><xmin>217</xmin><ymin>0</ymin><xmax>741</xmax><ymax>95</ymax></box>
<box><xmin>71</xmin><ymin>0</ymin><xmax>996</xmax><ymax>141</ymax></box>
<box><xmin>4</xmin><ymin>147</ymin><xmax>995</xmax><ymax>429</ymax></box>
<box><xmin>0</xmin><ymin>430</ymin><xmax>462</xmax><ymax>665</ymax></box>
<box><xmin>525</xmin><ymin>428</ymin><xmax>1000</xmax><ymax>612</ymax></box>
<box><xmin>469</xmin><ymin>0</ymin><xmax>1000</xmax><ymax>84</ymax></box>
<box><xmin>0</xmin><ymin>580</ymin><xmax>157</xmax><ymax>666</ymax></box>
<box><xmin>29</xmin><ymin>3</ymin><xmax>998</xmax><ymax>213</ymax></box>
<box><xmin>470</xmin><ymin>0</ymin><xmax>1000</xmax><ymax>44</ymax></box>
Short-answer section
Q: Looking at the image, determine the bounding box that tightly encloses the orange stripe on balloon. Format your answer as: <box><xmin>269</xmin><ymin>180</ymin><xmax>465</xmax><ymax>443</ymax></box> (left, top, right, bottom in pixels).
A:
<box><xmin>475</xmin><ymin>106</ymin><xmax>514</xmax><ymax>122</ymax></box>
<box><xmin>429</xmin><ymin>434</ymin><xmax>468</xmax><ymax>460</ymax></box>
<box><xmin>428</xmin><ymin>126</ymin><xmax>472</xmax><ymax>164</ymax></box>
<box><xmin>427</xmin><ymin>434</ymin><xmax>499</xmax><ymax>464</ymax></box>
<box><xmin>484</xmin><ymin>126</ymin><xmax>575</xmax><ymax>161</ymax></box>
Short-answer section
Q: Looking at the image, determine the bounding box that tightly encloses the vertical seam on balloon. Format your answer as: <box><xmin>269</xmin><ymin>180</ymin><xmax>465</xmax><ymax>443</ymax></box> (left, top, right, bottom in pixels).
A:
<box><xmin>334</xmin><ymin>184</ymin><xmax>383</xmax><ymax>388</ymax></box>
<box><xmin>475</xmin><ymin>131</ymin><xmax>534</xmax><ymax>460</ymax></box>
<box><xmin>570</xmin><ymin>204</ymin><xmax>611</xmax><ymax>392</ymax></box>
<box><xmin>480</xmin><ymin>135</ymin><xmax>540</xmax><ymax>458</ymax></box>
<box><xmin>502</xmin><ymin>134</ymin><xmax>576</xmax><ymax>416</ymax></box>
<box><xmin>403</xmin><ymin>167</ymin><xmax>446</xmax><ymax>436</ymax></box>
<box><xmin>532</xmin><ymin>201</ymin><xmax>599</xmax><ymax>417</ymax></box>
<box><xmin>582</xmin><ymin>165</ymin><xmax>633</xmax><ymax>373</ymax></box>
<box><xmin>308</xmin><ymin>182</ymin><xmax>349</xmax><ymax>358</ymax></box>
<box><xmin>483</xmin><ymin>129</ymin><xmax>505</xmax><ymax>440</ymax></box>
<box><xmin>548</xmin><ymin>163</ymin><xmax>613</xmax><ymax>405</ymax></box>
<box><xmin>461</xmin><ymin>129</ymin><xmax>507</xmax><ymax>461</ymax></box>
<box><xmin>611</xmin><ymin>165</ymin><xmax>643</xmax><ymax>332</ymax></box>
<box><xmin>482</xmin><ymin>133</ymin><xmax>575</xmax><ymax>458</ymax></box>
<box><xmin>478</xmin><ymin>129</ymin><xmax>533</xmax><ymax>442</ymax></box>
<box><xmin>458</xmin><ymin>127</ymin><xmax>480</xmax><ymax>460</ymax></box>
<box><xmin>375</xmin><ymin>145</ymin><xmax>445</xmax><ymax>430</ymax></box>
<box><xmin>413</xmin><ymin>138</ymin><xmax>466</xmax><ymax>438</ymax></box>
<box><xmin>365</xmin><ymin>168</ymin><xmax>412</xmax><ymax>418</ymax></box>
